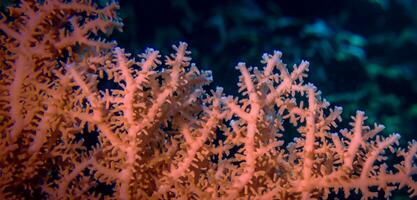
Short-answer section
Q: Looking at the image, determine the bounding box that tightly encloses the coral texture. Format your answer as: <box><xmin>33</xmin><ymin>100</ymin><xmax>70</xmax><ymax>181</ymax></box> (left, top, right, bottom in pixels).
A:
<box><xmin>0</xmin><ymin>1</ymin><xmax>416</xmax><ymax>199</ymax></box>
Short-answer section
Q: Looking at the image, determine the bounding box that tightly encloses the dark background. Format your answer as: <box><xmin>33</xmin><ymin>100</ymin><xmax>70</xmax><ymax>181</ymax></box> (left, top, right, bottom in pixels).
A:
<box><xmin>114</xmin><ymin>0</ymin><xmax>417</xmax><ymax>144</ymax></box>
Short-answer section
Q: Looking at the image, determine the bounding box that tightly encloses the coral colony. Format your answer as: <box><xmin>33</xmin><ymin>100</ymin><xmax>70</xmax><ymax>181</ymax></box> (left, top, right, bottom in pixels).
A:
<box><xmin>0</xmin><ymin>1</ymin><xmax>416</xmax><ymax>199</ymax></box>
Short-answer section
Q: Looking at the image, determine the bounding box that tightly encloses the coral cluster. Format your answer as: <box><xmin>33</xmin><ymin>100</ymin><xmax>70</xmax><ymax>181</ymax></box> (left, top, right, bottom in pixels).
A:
<box><xmin>0</xmin><ymin>0</ymin><xmax>416</xmax><ymax>199</ymax></box>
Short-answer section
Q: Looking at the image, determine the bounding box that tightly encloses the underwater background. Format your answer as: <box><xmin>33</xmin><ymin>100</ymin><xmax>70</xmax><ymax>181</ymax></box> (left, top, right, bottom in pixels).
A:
<box><xmin>112</xmin><ymin>0</ymin><xmax>417</xmax><ymax>147</ymax></box>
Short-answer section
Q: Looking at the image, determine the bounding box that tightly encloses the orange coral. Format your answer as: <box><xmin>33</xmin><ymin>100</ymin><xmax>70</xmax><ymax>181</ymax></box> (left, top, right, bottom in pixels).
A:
<box><xmin>0</xmin><ymin>1</ymin><xmax>416</xmax><ymax>199</ymax></box>
<box><xmin>0</xmin><ymin>0</ymin><xmax>121</xmax><ymax>198</ymax></box>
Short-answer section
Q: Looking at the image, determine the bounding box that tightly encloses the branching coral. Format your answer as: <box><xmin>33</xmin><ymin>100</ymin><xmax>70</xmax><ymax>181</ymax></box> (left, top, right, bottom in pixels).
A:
<box><xmin>0</xmin><ymin>0</ymin><xmax>121</xmax><ymax>198</ymax></box>
<box><xmin>0</xmin><ymin>0</ymin><xmax>416</xmax><ymax>199</ymax></box>
<box><xmin>217</xmin><ymin>53</ymin><xmax>417</xmax><ymax>199</ymax></box>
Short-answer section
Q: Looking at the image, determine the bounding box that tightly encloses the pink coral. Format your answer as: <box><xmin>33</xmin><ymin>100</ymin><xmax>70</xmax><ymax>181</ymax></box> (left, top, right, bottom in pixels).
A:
<box><xmin>0</xmin><ymin>1</ymin><xmax>416</xmax><ymax>199</ymax></box>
